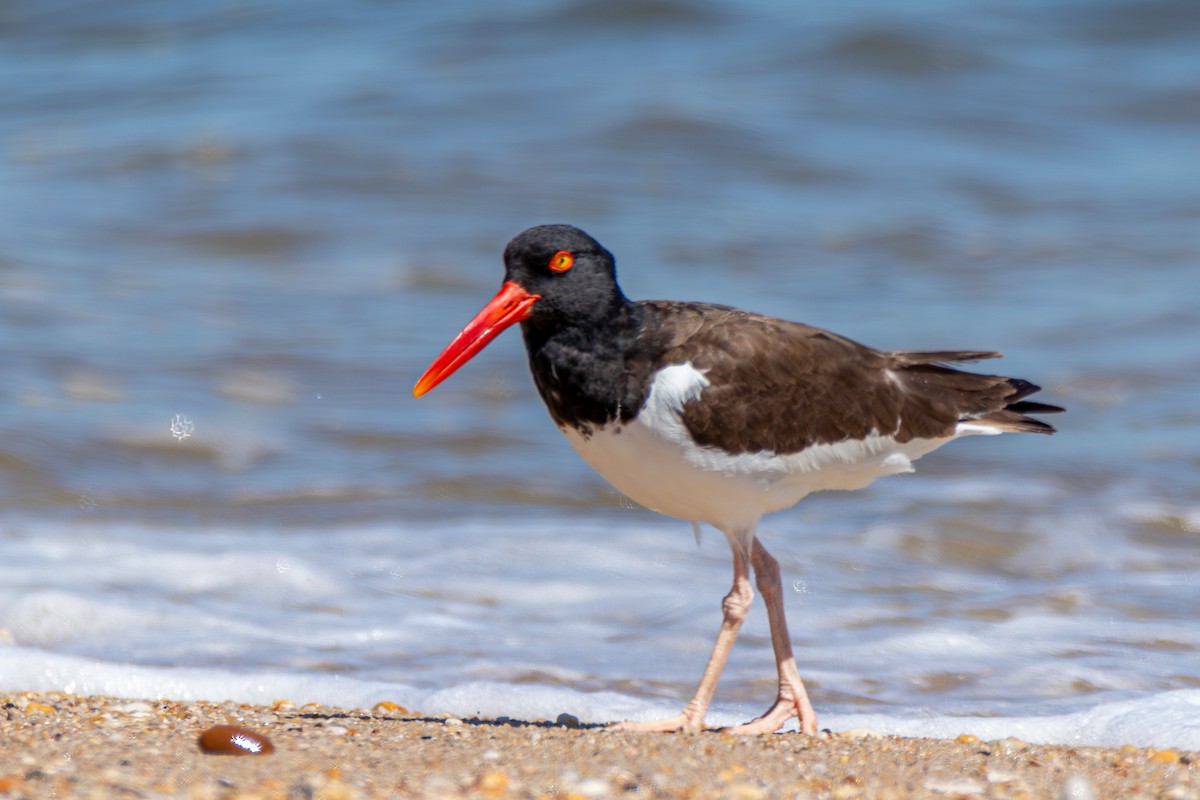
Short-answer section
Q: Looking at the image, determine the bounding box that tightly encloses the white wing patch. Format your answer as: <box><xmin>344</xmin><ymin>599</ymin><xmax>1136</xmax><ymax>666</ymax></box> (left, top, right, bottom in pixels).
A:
<box><xmin>640</xmin><ymin>362</ymin><xmax>710</xmax><ymax>423</ymax></box>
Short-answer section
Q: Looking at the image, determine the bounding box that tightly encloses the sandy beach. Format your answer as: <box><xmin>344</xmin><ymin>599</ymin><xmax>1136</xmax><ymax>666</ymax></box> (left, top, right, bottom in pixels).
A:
<box><xmin>1</xmin><ymin>692</ymin><xmax>1194</xmax><ymax>799</ymax></box>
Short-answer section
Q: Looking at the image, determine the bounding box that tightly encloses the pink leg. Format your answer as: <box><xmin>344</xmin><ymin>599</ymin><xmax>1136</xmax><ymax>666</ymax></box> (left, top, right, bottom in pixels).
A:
<box><xmin>722</xmin><ymin>539</ymin><xmax>819</xmax><ymax>735</ymax></box>
<box><xmin>613</xmin><ymin>543</ymin><xmax>753</xmax><ymax>733</ymax></box>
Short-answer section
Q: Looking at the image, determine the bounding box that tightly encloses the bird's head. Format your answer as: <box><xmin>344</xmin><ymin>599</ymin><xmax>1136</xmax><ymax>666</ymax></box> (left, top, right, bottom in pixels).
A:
<box><xmin>413</xmin><ymin>224</ymin><xmax>624</xmax><ymax>398</ymax></box>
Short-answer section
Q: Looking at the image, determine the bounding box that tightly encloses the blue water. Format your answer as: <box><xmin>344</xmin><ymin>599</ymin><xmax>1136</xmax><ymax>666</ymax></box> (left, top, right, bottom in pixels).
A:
<box><xmin>1</xmin><ymin>0</ymin><xmax>1198</xmax><ymax>746</ymax></box>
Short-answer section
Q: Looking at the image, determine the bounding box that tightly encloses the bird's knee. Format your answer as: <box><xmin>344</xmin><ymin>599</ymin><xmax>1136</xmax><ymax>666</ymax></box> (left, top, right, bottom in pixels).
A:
<box><xmin>721</xmin><ymin>582</ymin><xmax>754</xmax><ymax>621</ymax></box>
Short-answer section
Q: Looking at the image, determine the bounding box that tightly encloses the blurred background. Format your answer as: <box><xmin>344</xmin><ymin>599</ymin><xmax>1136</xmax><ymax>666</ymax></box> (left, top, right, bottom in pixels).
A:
<box><xmin>0</xmin><ymin>0</ymin><xmax>1197</xmax><ymax>725</ymax></box>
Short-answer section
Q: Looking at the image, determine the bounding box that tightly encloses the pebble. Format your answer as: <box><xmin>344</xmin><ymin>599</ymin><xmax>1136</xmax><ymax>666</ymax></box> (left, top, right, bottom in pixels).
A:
<box><xmin>443</xmin><ymin>717</ymin><xmax>464</xmax><ymax>728</ymax></box>
<box><xmin>839</xmin><ymin>728</ymin><xmax>882</xmax><ymax>739</ymax></box>
<box><xmin>725</xmin><ymin>784</ymin><xmax>767</xmax><ymax>800</ymax></box>
<box><xmin>1061</xmin><ymin>774</ymin><xmax>1096</xmax><ymax>800</ymax></box>
<box><xmin>197</xmin><ymin>724</ymin><xmax>275</xmax><ymax>756</ymax></box>
<box><xmin>925</xmin><ymin>775</ymin><xmax>984</xmax><ymax>794</ymax></box>
<box><xmin>986</xmin><ymin>737</ymin><xmax>1030</xmax><ymax>756</ymax></box>
<box><xmin>986</xmin><ymin>768</ymin><xmax>1023</xmax><ymax>784</ymax></box>
<box><xmin>1150</xmin><ymin>749</ymin><xmax>1181</xmax><ymax>765</ymax></box>
<box><xmin>555</xmin><ymin>712</ymin><xmax>581</xmax><ymax>728</ymax></box>
<box><xmin>473</xmin><ymin>771</ymin><xmax>509</xmax><ymax>795</ymax></box>
<box><xmin>570</xmin><ymin>778</ymin><xmax>613</xmax><ymax>798</ymax></box>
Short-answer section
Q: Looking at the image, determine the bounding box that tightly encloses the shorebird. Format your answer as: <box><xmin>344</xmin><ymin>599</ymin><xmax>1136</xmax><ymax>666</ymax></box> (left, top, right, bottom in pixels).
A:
<box><xmin>413</xmin><ymin>224</ymin><xmax>1061</xmax><ymax>734</ymax></box>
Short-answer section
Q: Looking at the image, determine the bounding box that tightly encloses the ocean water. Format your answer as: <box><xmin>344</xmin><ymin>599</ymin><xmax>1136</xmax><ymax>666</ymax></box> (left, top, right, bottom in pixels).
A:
<box><xmin>1</xmin><ymin>0</ymin><xmax>1198</xmax><ymax>749</ymax></box>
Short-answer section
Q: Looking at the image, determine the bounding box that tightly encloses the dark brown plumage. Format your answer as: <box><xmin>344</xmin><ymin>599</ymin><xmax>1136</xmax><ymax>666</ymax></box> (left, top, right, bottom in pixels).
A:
<box><xmin>629</xmin><ymin>301</ymin><xmax>1059</xmax><ymax>456</ymax></box>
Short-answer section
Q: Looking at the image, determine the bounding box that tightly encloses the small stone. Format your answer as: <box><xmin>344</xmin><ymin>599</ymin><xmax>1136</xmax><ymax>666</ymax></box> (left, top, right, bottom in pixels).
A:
<box><xmin>555</xmin><ymin>712</ymin><xmax>581</xmax><ymax>728</ymax></box>
<box><xmin>474</xmin><ymin>771</ymin><xmax>509</xmax><ymax>796</ymax></box>
<box><xmin>925</xmin><ymin>776</ymin><xmax>984</xmax><ymax>794</ymax></box>
<box><xmin>197</xmin><ymin>724</ymin><xmax>275</xmax><ymax>756</ymax></box>
<box><xmin>324</xmin><ymin>725</ymin><xmax>349</xmax><ymax>736</ymax></box>
<box><xmin>839</xmin><ymin>728</ymin><xmax>882</xmax><ymax>739</ymax></box>
<box><xmin>986</xmin><ymin>768</ymin><xmax>1022</xmax><ymax>784</ymax></box>
<box><xmin>1150</xmin><ymin>749</ymin><xmax>1182</xmax><ymax>765</ymax></box>
<box><xmin>987</xmin><ymin>737</ymin><xmax>1029</xmax><ymax>756</ymax></box>
<box><xmin>1061</xmin><ymin>774</ymin><xmax>1096</xmax><ymax>800</ymax></box>
<box><xmin>572</xmin><ymin>778</ymin><xmax>616</xmax><ymax>798</ymax></box>
<box><xmin>90</xmin><ymin>714</ymin><xmax>126</xmax><ymax>728</ymax></box>
<box><xmin>444</xmin><ymin>717</ymin><xmax>464</xmax><ymax>727</ymax></box>
<box><xmin>725</xmin><ymin>784</ymin><xmax>767</xmax><ymax>800</ymax></box>
<box><xmin>372</xmin><ymin>701</ymin><xmax>408</xmax><ymax>715</ymax></box>
<box><xmin>955</xmin><ymin>733</ymin><xmax>981</xmax><ymax>745</ymax></box>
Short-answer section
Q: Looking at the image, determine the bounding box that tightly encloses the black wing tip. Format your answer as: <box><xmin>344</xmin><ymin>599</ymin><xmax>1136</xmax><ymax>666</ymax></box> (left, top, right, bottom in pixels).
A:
<box><xmin>1007</xmin><ymin>381</ymin><xmax>1064</xmax><ymax>432</ymax></box>
<box><xmin>958</xmin><ymin>378</ymin><xmax>1064</xmax><ymax>435</ymax></box>
<box><xmin>975</xmin><ymin>393</ymin><xmax>1064</xmax><ymax>435</ymax></box>
<box><xmin>1009</xmin><ymin>400</ymin><xmax>1065</xmax><ymax>416</ymax></box>
<box><xmin>971</xmin><ymin>410</ymin><xmax>1059</xmax><ymax>435</ymax></box>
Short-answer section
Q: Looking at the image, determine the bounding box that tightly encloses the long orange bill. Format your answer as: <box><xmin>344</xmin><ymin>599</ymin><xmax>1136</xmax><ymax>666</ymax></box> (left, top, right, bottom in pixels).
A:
<box><xmin>412</xmin><ymin>281</ymin><xmax>541</xmax><ymax>398</ymax></box>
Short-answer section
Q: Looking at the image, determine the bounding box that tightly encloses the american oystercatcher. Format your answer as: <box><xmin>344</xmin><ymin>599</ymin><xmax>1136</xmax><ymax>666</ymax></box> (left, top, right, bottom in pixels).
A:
<box><xmin>413</xmin><ymin>224</ymin><xmax>1062</xmax><ymax>735</ymax></box>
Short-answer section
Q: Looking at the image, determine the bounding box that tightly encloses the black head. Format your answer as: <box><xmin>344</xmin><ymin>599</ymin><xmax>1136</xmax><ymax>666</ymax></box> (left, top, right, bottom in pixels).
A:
<box><xmin>412</xmin><ymin>224</ymin><xmax>631</xmax><ymax>398</ymax></box>
<box><xmin>502</xmin><ymin>224</ymin><xmax>628</xmax><ymax>328</ymax></box>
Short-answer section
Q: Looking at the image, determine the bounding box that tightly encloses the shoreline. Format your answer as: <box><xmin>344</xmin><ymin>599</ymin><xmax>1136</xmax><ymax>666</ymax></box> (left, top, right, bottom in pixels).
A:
<box><xmin>1</xmin><ymin>692</ymin><xmax>1195</xmax><ymax>799</ymax></box>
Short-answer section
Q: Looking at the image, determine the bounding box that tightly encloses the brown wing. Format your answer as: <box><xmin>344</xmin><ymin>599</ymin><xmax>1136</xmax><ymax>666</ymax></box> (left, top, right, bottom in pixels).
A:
<box><xmin>640</xmin><ymin>301</ymin><xmax>1060</xmax><ymax>456</ymax></box>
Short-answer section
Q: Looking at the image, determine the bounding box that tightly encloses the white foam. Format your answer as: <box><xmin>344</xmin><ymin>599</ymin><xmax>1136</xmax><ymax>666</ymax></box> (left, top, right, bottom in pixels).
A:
<box><xmin>829</xmin><ymin>690</ymin><xmax>1200</xmax><ymax>750</ymax></box>
<box><xmin>0</xmin><ymin>509</ymin><xmax>1196</xmax><ymax>749</ymax></box>
<box><xmin>0</xmin><ymin>646</ymin><xmax>423</xmax><ymax>711</ymax></box>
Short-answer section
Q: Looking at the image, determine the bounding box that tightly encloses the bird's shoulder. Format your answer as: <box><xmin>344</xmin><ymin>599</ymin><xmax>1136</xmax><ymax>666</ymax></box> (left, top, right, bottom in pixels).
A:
<box><xmin>639</xmin><ymin>300</ymin><xmax>885</xmax><ymax>387</ymax></box>
<box><xmin>635</xmin><ymin>300</ymin><xmax>986</xmax><ymax>455</ymax></box>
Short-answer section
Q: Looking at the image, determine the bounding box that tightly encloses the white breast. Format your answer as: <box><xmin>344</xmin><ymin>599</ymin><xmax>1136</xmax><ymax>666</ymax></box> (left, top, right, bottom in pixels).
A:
<box><xmin>559</xmin><ymin>362</ymin><xmax>988</xmax><ymax>532</ymax></box>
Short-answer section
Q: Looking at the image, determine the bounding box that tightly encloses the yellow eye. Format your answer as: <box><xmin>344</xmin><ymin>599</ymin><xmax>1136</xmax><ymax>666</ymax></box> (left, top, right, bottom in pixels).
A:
<box><xmin>549</xmin><ymin>250</ymin><xmax>574</xmax><ymax>273</ymax></box>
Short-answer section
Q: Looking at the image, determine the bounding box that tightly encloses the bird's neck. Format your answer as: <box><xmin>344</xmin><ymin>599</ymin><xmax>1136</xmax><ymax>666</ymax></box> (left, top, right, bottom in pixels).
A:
<box><xmin>521</xmin><ymin>301</ymin><xmax>652</xmax><ymax>435</ymax></box>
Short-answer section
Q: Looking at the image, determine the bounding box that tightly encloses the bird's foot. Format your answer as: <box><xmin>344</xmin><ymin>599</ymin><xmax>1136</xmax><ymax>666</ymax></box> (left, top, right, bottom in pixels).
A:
<box><xmin>720</xmin><ymin>687</ymin><xmax>819</xmax><ymax>736</ymax></box>
<box><xmin>610</xmin><ymin>708</ymin><xmax>706</xmax><ymax>734</ymax></box>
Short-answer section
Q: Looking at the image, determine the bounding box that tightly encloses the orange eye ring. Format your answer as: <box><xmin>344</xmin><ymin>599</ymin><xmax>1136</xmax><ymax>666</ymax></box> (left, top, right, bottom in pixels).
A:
<box><xmin>549</xmin><ymin>250</ymin><xmax>574</xmax><ymax>273</ymax></box>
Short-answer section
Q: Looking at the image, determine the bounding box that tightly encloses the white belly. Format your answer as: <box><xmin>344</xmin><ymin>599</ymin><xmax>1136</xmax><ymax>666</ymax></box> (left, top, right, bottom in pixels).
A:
<box><xmin>559</xmin><ymin>363</ymin><xmax>987</xmax><ymax>532</ymax></box>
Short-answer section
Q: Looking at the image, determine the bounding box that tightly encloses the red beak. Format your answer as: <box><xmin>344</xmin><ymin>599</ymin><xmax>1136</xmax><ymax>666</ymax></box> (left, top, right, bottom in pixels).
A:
<box><xmin>413</xmin><ymin>281</ymin><xmax>541</xmax><ymax>398</ymax></box>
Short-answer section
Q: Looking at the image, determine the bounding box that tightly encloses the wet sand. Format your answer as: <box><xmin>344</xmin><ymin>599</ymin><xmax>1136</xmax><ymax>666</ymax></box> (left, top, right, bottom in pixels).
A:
<box><xmin>0</xmin><ymin>692</ymin><xmax>1194</xmax><ymax>799</ymax></box>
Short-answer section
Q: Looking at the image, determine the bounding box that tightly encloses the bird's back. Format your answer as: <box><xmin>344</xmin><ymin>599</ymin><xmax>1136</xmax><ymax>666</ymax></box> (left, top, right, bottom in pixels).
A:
<box><xmin>640</xmin><ymin>300</ymin><xmax>1058</xmax><ymax>456</ymax></box>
